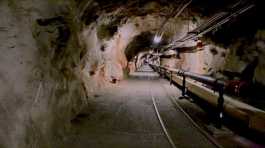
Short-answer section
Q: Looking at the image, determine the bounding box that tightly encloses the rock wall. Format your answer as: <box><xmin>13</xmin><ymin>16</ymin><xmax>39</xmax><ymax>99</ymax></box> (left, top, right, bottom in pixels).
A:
<box><xmin>222</xmin><ymin>30</ymin><xmax>265</xmax><ymax>84</ymax></box>
<box><xmin>80</xmin><ymin>14</ymin><xmax>171</xmax><ymax>93</ymax></box>
<box><xmin>0</xmin><ymin>0</ymin><xmax>86</xmax><ymax>147</ymax></box>
<box><xmin>181</xmin><ymin>44</ymin><xmax>227</xmax><ymax>75</ymax></box>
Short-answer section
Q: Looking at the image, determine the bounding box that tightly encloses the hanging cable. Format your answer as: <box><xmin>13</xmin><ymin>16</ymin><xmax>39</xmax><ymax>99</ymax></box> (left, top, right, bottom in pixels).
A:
<box><xmin>156</xmin><ymin>0</ymin><xmax>192</xmax><ymax>37</ymax></box>
<box><xmin>163</xmin><ymin>2</ymin><xmax>255</xmax><ymax>52</ymax></box>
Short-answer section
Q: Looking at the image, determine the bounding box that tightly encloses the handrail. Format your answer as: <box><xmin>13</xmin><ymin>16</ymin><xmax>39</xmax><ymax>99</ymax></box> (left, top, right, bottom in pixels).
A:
<box><xmin>149</xmin><ymin>64</ymin><xmax>226</xmax><ymax>88</ymax></box>
<box><xmin>149</xmin><ymin>63</ymin><xmax>226</xmax><ymax>128</ymax></box>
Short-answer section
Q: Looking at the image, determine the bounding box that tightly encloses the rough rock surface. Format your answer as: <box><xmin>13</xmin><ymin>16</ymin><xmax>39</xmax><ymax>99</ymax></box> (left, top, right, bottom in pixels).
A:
<box><xmin>0</xmin><ymin>0</ymin><xmax>86</xmax><ymax>147</ymax></box>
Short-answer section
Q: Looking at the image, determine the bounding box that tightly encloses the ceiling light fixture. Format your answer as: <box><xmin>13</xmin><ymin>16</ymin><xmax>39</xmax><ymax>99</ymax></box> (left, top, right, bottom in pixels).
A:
<box><xmin>153</xmin><ymin>34</ymin><xmax>163</xmax><ymax>44</ymax></box>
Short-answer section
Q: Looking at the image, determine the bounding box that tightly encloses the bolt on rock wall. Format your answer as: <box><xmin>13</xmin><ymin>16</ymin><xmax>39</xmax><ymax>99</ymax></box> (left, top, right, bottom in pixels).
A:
<box><xmin>0</xmin><ymin>0</ymin><xmax>86</xmax><ymax>147</ymax></box>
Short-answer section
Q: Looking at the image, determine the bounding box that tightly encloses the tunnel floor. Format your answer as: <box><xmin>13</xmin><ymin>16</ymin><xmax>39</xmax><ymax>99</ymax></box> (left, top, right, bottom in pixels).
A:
<box><xmin>64</xmin><ymin>65</ymin><xmax>216</xmax><ymax>148</ymax></box>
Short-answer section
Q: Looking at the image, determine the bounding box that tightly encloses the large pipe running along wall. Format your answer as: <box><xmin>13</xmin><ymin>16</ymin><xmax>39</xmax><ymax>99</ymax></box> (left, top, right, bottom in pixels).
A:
<box><xmin>151</xmin><ymin>64</ymin><xmax>265</xmax><ymax>133</ymax></box>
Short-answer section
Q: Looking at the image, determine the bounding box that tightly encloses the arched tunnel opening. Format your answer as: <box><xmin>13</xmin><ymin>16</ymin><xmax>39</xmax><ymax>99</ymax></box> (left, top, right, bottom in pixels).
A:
<box><xmin>1</xmin><ymin>0</ymin><xmax>265</xmax><ymax>147</ymax></box>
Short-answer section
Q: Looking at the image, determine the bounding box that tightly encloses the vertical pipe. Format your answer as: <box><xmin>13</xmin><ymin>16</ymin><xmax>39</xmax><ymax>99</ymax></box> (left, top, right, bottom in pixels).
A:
<box><xmin>182</xmin><ymin>75</ymin><xmax>186</xmax><ymax>97</ymax></box>
<box><xmin>217</xmin><ymin>85</ymin><xmax>224</xmax><ymax>128</ymax></box>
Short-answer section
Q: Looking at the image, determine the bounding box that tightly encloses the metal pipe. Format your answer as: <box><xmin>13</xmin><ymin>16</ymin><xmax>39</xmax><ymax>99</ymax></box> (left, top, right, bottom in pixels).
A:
<box><xmin>150</xmin><ymin>63</ymin><xmax>227</xmax><ymax>128</ymax></box>
<box><xmin>217</xmin><ymin>85</ymin><xmax>224</xmax><ymax>128</ymax></box>
<box><xmin>182</xmin><ymin>75</ymin><xmax>186</xmax><ymax>97</ymax></box>
<box><xmin>150</xmin><ymin>64</ymin><xmax>226</xmax><ymax>88</ymax></box>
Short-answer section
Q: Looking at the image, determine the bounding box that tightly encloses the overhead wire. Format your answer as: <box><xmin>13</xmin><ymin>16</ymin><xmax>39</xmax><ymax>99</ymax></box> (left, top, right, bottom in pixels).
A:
<box><xmin>162</xmin><ymin>1</ymin><xmax>255</xmax><ymax>52</ymax></box>
<box><xmin>156</xmin><ymin>0</ymin><xmax>193</xmax><ymax>37</ymax></box>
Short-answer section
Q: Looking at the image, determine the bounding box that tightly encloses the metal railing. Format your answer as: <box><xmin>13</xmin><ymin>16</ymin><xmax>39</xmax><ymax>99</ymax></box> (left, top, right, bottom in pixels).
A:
<box><xmin>149</xmin><ymin>63</ymin><xmax>226</xmax><ymax>128</ymax></box>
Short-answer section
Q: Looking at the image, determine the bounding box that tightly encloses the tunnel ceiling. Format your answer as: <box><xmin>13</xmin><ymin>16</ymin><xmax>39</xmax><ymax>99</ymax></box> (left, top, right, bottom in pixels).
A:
<box><xmin>79</xmin><ymin>0</ymin><xmax>245</xmax><ymax>21</ymax></box>
<box><xmin>79</xmin><ymin>0</ymin><xmax>264</xmax><ymax>52</ymax></box>
<box><xmin>79</xmin><ymin>0</ymin><xmax>260</xmax><ymax>24</ymax></box>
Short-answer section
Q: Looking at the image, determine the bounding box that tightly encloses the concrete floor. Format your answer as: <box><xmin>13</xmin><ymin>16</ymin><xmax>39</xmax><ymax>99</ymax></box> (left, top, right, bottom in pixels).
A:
<box><xmin>64</xmin><ymin>65</ymin><xmax>216</xmax><ymax>148</ymax></box>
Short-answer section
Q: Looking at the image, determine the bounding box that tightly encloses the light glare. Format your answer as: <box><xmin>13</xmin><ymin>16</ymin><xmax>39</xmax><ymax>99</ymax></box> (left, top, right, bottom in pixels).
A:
<box><xmin>153</xmin><ymin>35</ymin><xmax>162</xmax><ymax>44</ymax></box>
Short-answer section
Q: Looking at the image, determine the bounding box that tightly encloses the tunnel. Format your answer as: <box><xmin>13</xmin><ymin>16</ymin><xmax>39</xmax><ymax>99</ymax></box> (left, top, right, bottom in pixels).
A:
<box><xmin>1</xmin><ymin>0</ymin><xmax>265</xmax><ymax>147</ymax></box>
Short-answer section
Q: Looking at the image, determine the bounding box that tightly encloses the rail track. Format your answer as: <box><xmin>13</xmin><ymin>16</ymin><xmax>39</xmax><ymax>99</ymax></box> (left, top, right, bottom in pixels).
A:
<box><xmin>149</xmin><ymin>81</ymin><xmax>222</xmax><ymax>148</ymax></box>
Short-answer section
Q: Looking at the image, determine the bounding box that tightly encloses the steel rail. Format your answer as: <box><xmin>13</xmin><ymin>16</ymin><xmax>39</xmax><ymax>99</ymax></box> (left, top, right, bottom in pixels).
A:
<box><xmin>160</xmin><ymin>83</ymin><xmax>223</xmax><ymax>148</ymax></box>
<box><xmin>151</xmin><ymin>95</ymin><xmax>177</xmax><ymax>148</ymax></box>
